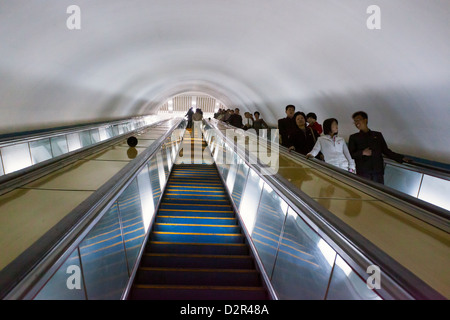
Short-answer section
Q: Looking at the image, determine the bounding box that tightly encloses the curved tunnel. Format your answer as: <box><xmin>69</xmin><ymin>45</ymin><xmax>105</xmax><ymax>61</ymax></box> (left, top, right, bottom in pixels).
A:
<box><xmin>1</xmin><ymin>0</ymin><xmax>449</xmax><ymax>164</ymax></box>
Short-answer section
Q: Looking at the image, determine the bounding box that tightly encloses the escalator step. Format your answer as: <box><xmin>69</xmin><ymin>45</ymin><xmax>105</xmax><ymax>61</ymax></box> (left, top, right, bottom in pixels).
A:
<box><xmin>147</xmin><ymin>241</ymin><xmax>249</xmax><ymax>255</ymax></box>
<box><xmin>141</xmin><ymin>253</ymin><xmax>254</xmax><ymax>269</ymax></box>
<box><xmin>130</xmin><ymin>284</ymin><xmax>268</xmax><ymax>300</ymax></box>
<box><xmin>135</xmin><ymin>267</ymin><xmax>261</xmax><ymax>286</ymax></box>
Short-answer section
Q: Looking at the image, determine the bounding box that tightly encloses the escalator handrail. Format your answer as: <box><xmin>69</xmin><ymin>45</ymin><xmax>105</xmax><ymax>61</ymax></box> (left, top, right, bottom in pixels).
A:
<box><xmin>0</xmin><ymin>118</ymin><xmax>172</xmax><ymax>197</ymax></box>
<box><xmin>205</xmin><ymin>119</ymin><xmax>446</xmax><ymax>300</ymax></box>
<box><xmin>0</xmin><ymin>115</ymin><xmax>155</xmax><ymax>147</ymax></box>
<box><xmin>383</xmin><ymin>157</ymin><xmax>450</xmax><ymax>181</ymax></box>
<box><xmin>209</xmin><ymin>119</ymin><xmax>450</xmax><ymax>232</ymax></box>
<box><xmin>2</xmin><ymin>118</ymin><xmax>184</xmax><ymax>300</ymax></box>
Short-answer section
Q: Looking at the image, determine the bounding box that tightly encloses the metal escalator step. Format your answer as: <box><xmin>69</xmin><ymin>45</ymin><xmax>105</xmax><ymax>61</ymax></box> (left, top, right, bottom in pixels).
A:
<box><xmin>130</xmin><ymin>284</ymin><xmax>268</xmax><ymax>300</ymax></box>
<box><xmin>146</xmin><ymin>241</ymin><xmax>249</xmax><ymax>255</ymax></box>
<box><xmin>150</xmin><ymin>231</ymin><xmax>245</xmax><ymax>243</ymax></box>
<box><xmin>141</xmin><ymin>253</ymin><xmax>254</xmax><ymax>269</ymax></box>
<box><xmin>135</xmin><ymin>267</ymin><xmax>261</xmax><ymax>287</ymax></box>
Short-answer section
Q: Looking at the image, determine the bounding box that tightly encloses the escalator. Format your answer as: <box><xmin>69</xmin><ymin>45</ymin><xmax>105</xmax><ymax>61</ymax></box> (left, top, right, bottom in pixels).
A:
<box><xmin>129</xmin><ymin>129</ymin><xmax>269</xmax><ymax>299</ymax></box>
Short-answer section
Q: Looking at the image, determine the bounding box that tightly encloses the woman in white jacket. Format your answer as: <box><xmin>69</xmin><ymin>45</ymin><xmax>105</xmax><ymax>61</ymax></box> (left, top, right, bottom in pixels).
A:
<box><xmin>306</xmin><ymin>118</ymin><xmax>356</xmax><ymax>173</ymax></box>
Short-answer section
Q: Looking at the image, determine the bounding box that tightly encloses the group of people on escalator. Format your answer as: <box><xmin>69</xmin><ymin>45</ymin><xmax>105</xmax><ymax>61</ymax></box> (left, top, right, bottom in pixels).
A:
<box><xmin>278</xmin><ymin>105</ymin><xmax>411</xmax><ymax>185</ymax></box>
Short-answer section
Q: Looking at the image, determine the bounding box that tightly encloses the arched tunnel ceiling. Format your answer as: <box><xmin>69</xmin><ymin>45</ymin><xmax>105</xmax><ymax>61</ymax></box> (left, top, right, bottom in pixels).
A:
<box><xmin>0</xmin><ymin>0</ymin><xmax>449</xmax><ymax>163</ymax></box>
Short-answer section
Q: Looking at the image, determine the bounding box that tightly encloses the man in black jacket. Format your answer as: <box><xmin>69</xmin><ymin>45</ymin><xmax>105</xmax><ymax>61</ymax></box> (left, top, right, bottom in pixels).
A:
<box><xmin>278</xmin><ymin>105</ymin><xmax>296</xmax><ymax>147</ymax></box>
<box><xmin>227</xmin><ymin>108</ymin><xmax>244</xmax><ymax>128</ymax></box>
<box><xmin>348</xmin><ymin>111</ymin><xmax>410</xmax><ymax>184</ymax></box>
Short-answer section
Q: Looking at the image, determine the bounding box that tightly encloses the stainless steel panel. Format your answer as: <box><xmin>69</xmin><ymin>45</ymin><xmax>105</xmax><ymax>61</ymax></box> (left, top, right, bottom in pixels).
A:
<box><xmin>29</xmin><ymin>138</ymin><xmax>53</xmax><ymax>164</ymax></box>
<box><xmin>271</xmin><ymin>207</ymin><xmax>336</xmax><ymax>299</ymax></box>
<box><xmin>117</xmin><ymin>179</ymin><xmax>145</xmax><ymax>270</ymax></box>
<box><xmin>418</xmin><ymin>174</ymin><xmax>450</xmax><ymax>211</ymax></box>
<box><xmin>79</xmin><ymin>203</ymin><xmax>129</xmax><ymax>300</ymax></box>
<box><xmin>384</xmin><ymin>164</ymin><xmax>423</xmax><ymax>197</ymax></box>
<box><xmin>252</xmin><ymin>183</ymin><xmax>288</xmax><ymax>277</ymax></box>
<box><xmin>231</xmin><ymin>158</ymin><xmax>250</xmax><ymax>209</ymax></box>
<box><xmin>1</xmin><ymin>142</ymin><xmax>32</xmax><ymax>174</ymax></box>
<box><xmin>239</xmin><ymin>169</ymin><xmax>264</xmax><ymax>235</ymax></box>
<box><xmin>50</xmin><ymin>135</ymin><xmax>69</xmax><ymax>157</ymax></box>
<box><xmin>326</xmin><ymin>255</ymin><xmax>382</xmax><ymax>300</ymax></box>
<box><xmin>79</xmin><ymin>130</ymin><xmax>92</xmax><ymax>147</ymax></box>
<box><xmin>34</xmin><ymin>249</ymin><xmax>86</xmax><ymax>300</ymax></box>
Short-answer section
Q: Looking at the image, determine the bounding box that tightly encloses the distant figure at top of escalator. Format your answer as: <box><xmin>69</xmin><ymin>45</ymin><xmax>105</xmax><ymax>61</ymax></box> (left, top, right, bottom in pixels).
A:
<box><xmin>348</xmin><ymin>111</ymin><xmax>410</xmax><ymax>185</ymax></box>
<box><xmin>192</xmin><ymin>108</ymin><xmax>203</xmax><ymax>121</ymax></box>
<box><xmin>186</xmin><ymin>107</ymin><xmax>194</xmax><ymax>129</ymax></box>
<box><xmin>278</xmin><ymin>105</ymin><xmax>297</xmax><ymax>147</ymax></box>
<box><xmin>226</xmin><ymin>108</ymin><xmax>244</xmax><ymax>128</ymax></box>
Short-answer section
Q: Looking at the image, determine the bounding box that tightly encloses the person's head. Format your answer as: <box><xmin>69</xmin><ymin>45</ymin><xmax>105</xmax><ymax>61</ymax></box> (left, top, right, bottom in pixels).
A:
<box><xmin>229</xmin><ymin>109</ymin><xmax>234</xmax><ymax>114</ymax></box>
<box><xmin>195</xmin><ymin>108</ymin><xmax>201</xmax><ymax>113</ymax></box>
<box><xmin>254</xmin><ymin>111</ymin><xmax>260</xmax><ymax>119</ymax></box>
<box><xmin>294</xmin><ymin>111</ymin><xmax>307</xmax><ymax>128</ymax></box>
<box><xmin>352</xmin><ymin>111</ymin><xmax>369</xmax><ymax>132</ymax></box>
<box><xmin>285</xmin><ymin>105</ymin><xmax>296</xmax><ymax>118</ymax></box>
<box><xmin>306</xmin><ymin>112</ymin><xmax>317</xmax><ymax>125</ymax></box>
<box><xmin>234</xmin><ymin>108</ymin><xmax>240</xmax><ymax>114</ymax></box>
<box><xmin>323</xmin><ymin>118</ymin><xmax>339</xmax><ymax>136</ymax></box>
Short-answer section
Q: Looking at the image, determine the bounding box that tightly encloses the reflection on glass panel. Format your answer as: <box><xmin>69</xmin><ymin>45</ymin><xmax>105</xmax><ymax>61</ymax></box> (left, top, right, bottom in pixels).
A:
<box><xmin>271</xmin><ymin>207</ymin><xmax>336</xmax><ymax>299</ymax></box>
<box><xmin>30</xmin><ymin>138</ymin><xmax>53</xmax><ymax>164</ymax></box>
<box><xmin>161</xmin><ymin>146</ymin><xmax>169</xmax><ymax>178</ymax></box>
<box><xmin>239</xmin><ymin>169</ymin><xmax>264</xmax><ymax>235</ymax></box>
<box><xmin>418</xmin><ymin>175</ymin><xmax>450</xmax><ymax>211</ymax></box>
<box><xmin>225</xmin><ymin>153</ymin><xmax>239</xmax><ymax>193</ymax></box>
<box><xmin>112</xmin><ymin>125</ymin><xmax>120</xmax><ymax>136</ymax></box>
<box><xmin>50</xmin><ymin>135</ymin><xmax>69</xmax><ymax>157</ymax></box>
<box><xmin>384</xmin><ymin>165</ymin><xmax>423</xmax><ymax>197</ymax></box>
<box><xmin>105</xmin><ymin>126</ymin><xmax>114</xmax><ymax>139</ymax></box>
<box><xmin>79</xmin><ymin>203</ymin><xmax>129</xmax><ymax>300</ymax></box>
<box><xmin>148</xmin><ymin>157</ymin><xmax>162</xmax><ymax>207</ymax></box>
<box><xmin>0</xmin><ymin>151</ymin><xmax>4</xmax><ymax>176</ymax></box>
<box><xmin>117</xmin><ymin>179</ymin><xmax>145</xmax><ymax>270</ymax></box>
<box><xmin>79</xmin><ymin>131</ymin><xmax>92</xmax><ymax>147</ymax></box>
<box><xmin>252</xmin><ymin>184</ymin><xmax>288</xmax><ymax>277</ymax></box>
<box><xmin>231</xmin><ymin>159</ymin><xmax>249</xmax><ymax>209</ymax></box>
<box><xmin>157</xmin><ymin>152</ymin><xmax>167</xmax><ymax>191</ymax></box>
<box><xmin>136</xmin><ymin>166</ymin><xmax>155</xmax><ymax>232</ymax></box>
<box><xmin>98</xmin><ymin>128</ymin><xmax>108</xmax><ymax>141</ymax></box>
<box><xmin>326</xmin><ymin>255</ymin><xmax>382</xmax><ymax>300</ymax></box>
<box><xmin>221</xmin><ymin>145</ymin><xmax>232</xmax><ymax>181</ymax></box>
<box><xmin>1</xmin><ymin>143</ymin><xmax>32</xmax><ymax>174</ymax></box>
<box><xmin>67</xmin><ymin>133</ymin><xmax>82</xmax><ymax>152</ymax></box>
<box><xmin>166</xmin><ymin>143</ymin><xmax>173</xmax><ymax>170</ymax></box>
<box><xmin>34</xmin><ymin>249</ymin><xmax>86</xmax><ymax>300</ymax></box>
<box><xmin>90</xmin><ymin>129</ymin><xmax>100</xmax><ymax>143</ymax></box>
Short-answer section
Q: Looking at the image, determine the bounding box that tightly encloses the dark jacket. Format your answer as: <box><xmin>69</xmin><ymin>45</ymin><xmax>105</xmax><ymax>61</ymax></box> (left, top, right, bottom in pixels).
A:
<box><xmin>348</xmin><ymin>130</ymin><xmax>404</xmax><ymax>175</ymax></box>
<box><xmin>227</xmin><ymin>114</ymin><xmax>243</xmax><ymax>128</ymax></box>
<box><xmin>278</xmin><ymin>117</ymin><xmax>297</xmax><ymax>147</ymax></box>
<box><xmin>288</xmin><ymin>126</ymin><xmax>320</xmax><ymax>155</ymax></box>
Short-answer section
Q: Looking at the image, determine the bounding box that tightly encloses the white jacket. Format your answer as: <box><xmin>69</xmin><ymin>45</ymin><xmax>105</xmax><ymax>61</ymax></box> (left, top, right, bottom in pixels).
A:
<box><xmin>308</xmin><ymin>135</ymin><xmax>356</xmax><ymax>171</ymax></box>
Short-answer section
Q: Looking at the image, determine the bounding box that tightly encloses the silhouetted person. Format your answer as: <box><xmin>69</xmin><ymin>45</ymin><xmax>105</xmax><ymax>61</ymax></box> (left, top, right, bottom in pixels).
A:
<box><xmin>278</xmin><ymin>105</ymin><xmax>296</xmax><ymax>147</ymax></box>
<box><xmin>348</xmin><ymin>111</ymin><xmax>410</xmax><ymax>184</ymax></box>
<box><xmin>186</xmin><ymin>108</ymin><xmax>194</xmax><ymax>128</ymax></box>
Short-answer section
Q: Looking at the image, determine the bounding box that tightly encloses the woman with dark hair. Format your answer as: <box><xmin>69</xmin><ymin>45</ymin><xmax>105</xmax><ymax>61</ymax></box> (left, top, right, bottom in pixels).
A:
<box><xmin>288</xmin><ymin>111</ymin><xmax>320</xmax><ymax>155</ymax></box>
<box><xmin>306</xmin><ymin>118</ymin><xmax>356</xmax><ymax>173</ymax></box>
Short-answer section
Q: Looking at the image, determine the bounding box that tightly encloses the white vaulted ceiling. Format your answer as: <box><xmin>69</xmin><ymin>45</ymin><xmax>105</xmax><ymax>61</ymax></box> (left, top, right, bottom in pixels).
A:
<box><xmin>0</xmin><ymin>0</ymin><xmax>449</xmax><ymax>163</ymax></box>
